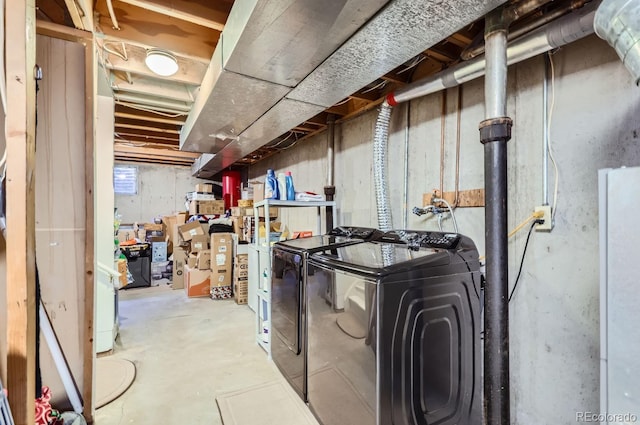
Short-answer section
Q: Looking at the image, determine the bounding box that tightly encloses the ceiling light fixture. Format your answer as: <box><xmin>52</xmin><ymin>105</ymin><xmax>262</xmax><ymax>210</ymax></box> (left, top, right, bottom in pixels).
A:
<box><xmin>145</xmin><ymin>49</ymin><xmax>179</xmax><ymax>77</ymax></box>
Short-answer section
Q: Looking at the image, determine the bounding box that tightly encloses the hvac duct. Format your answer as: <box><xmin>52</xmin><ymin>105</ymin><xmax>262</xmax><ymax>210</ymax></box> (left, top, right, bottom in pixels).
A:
<box><xmin>181</xmin><ymin>0</ymin><xmax>391</xmax><ymax>154</ymax></box>
<box><xmin>190</xmin><ymin>0</ymin><xmax>507</xmax><ymax>176</ymax></box>
<box><xmin>594</xmin><ymin>0</ymin><xmax>640</xmax><ymax>85</ymax></box>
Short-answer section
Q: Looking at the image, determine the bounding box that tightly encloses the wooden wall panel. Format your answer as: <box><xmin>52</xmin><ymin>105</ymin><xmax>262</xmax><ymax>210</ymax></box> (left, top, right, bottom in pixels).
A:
<box><xmin>35</xmin><ymin>35</ymin><xmax>86</xmax><ymax>408</ymax></box>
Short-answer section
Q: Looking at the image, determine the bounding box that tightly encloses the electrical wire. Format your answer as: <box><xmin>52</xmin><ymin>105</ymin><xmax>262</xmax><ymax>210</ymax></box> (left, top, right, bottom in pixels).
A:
<box><xmin>508</xmin><ymin>219</ymin><xmax>544</xmax><ymax>302</ymax></box>
<box><xmin>547</xmin><ymin>51</ymin><xmax>560</xmax><ymax>221</ymax></box>
<box><xmin>103</xmin><ymin>41</ymin><xmax>128</xmax><ymax>61</ymax></box>
<box><xmin>432</xmin><ymin>197</ymin><xmax>459</xmax><ymax>233</ymax></box>
<box><xmin>114</xmin><ymin>101</ymin><xmax>187</xmax><ymax>117</ymax></box>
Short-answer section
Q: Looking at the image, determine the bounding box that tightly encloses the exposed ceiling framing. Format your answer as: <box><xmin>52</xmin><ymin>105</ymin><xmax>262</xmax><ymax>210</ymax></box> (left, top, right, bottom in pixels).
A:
<box><xmin>34</xmin><ymin>0</ymin><xmax>593</xmax><ymax>174</ymax></box>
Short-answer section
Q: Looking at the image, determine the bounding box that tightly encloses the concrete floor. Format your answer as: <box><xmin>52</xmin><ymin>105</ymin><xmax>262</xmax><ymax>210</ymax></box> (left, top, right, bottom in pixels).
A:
<box><xmin>95</xmin><ymin>284</ymin><xmax>281</xmax><ymax>424</ymax></box>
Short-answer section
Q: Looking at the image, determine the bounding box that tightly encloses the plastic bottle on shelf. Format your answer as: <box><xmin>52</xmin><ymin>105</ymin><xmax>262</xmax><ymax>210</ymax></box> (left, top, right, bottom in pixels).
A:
<box><xmin>277</xmin><ymin>172</ymin><xmax>287</xmax><ymax>200</ymax></box>
<box><xmin>285</xmin><ymin>171</ymin><xmax>295</xmax><ymax>201</ymax></box>
<box><xmin>264</xmin><ymin>169</ymin><xmax>279</xmax><ymax>200</ymax></box>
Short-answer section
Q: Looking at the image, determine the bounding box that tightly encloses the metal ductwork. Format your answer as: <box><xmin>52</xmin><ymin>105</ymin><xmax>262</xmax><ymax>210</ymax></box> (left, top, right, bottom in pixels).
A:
<box><xmin>595</xmin><ymin>0</ymin><xmax>640</xmax><ymax>85</ymax></box>
<box><xmin>186</xmin><ymin>0</ymin><xmax>507</xmax><ymax>176</ymax></box>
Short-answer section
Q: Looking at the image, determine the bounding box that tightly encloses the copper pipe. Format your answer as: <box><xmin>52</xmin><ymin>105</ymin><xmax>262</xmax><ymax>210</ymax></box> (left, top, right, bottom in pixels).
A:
<box><xmin>454</xmin><ymin>85</ymin><xmax>463</xmax><ymax>207</ymax></box>
<box><xmin>439</xmin><ymin>90</ymin><xmax>447</xmax><ymax>198</ymax></box>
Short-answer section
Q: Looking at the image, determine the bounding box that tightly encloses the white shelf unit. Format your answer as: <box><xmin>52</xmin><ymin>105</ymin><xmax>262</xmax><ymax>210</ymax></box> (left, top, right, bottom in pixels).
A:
<box><xmin>252</xmin><ymin>199</ymin><xmax>337</xmax><ymax>355</ymax></box>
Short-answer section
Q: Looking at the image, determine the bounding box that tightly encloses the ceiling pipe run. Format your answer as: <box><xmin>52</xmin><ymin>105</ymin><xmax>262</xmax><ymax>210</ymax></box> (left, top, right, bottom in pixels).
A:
<box><xmin>325</xmin><ymin>114</ymin><xmax>336</xmax><ymax>232</ymax></box>
<box><xmin>386</xmin><ymin>1</ymin><xmax>599</xmax><ymax>106</ymax></box>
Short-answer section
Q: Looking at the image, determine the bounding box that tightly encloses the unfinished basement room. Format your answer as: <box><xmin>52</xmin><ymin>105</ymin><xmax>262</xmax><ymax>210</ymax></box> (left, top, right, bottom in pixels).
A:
<box><xmin>1</xmin><ymin>0</ymin><xmax>639</xmax><ymax>424</ymax></box>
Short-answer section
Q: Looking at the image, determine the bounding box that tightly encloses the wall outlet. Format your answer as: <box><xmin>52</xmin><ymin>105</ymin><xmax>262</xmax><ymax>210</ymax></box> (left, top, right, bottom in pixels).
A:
<box><xmin>535</xmin><ymin>205</ymin><xmax>553</xmax><ymax>231</ymax></box>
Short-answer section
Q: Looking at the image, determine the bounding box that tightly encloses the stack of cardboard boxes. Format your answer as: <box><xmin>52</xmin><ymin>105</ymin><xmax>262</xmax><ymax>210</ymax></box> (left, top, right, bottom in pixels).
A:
<box><xmin>210</xmin><ymin>233</ymin><xmax>233</xmax><ymax>299</ymax></box>
<box><xmin>188</xmin><ymin>183</ymin><xmax>225</xmax><ymax>216</ymax></box>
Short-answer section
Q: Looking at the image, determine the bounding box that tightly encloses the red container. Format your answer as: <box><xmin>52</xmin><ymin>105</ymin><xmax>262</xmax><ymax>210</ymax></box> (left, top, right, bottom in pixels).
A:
<box><xmin>222</xmin><ymin>170</ymin><xmax>242</xmax><ymax>210</ymax></box>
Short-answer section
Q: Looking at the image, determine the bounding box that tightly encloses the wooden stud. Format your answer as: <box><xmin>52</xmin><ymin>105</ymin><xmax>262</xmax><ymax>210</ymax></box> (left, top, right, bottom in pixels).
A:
<box><xmin>36</xmin><ymin>19</ymin><xmax>92</xmax><ymax>42</ymax></box>
<box><xmin>82</xmin><ymin>39</ymin><xmax>96</xmax><ymax>424</ymax></box>
<box><xmin>5</xmin><ymin>1</ymin><xmax>37</xmax><ymax>424</ymax></box>
<box><xmin>423</xmin><ymin>189</ymin><xmax>486</xmax><ymax>208</ymax></box>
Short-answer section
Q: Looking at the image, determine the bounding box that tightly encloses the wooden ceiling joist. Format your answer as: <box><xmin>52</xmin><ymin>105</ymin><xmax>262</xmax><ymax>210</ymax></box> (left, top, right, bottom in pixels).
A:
<box><xmin>114</xmin><ymin>108</ymin><xmax>186</xmax><ymax>126</ymax></box>
<box><xmin>117</xmin><ymin>0</ymin><xmax>232</xmax><ymax>31</ymax></box>
<box><xmin>94</xmin><ymin>1</ymin><xmax>219</xmax><ymax>61</ymax></box>
<box><xmin>115</xmin><ymin>116</ymin><xmax>179</xmax><ymax>130</ymax></box>
<box><xmin>115</xmin><ymin>122</ymin><xmax>180</xmax><ymax>135</ymax></box>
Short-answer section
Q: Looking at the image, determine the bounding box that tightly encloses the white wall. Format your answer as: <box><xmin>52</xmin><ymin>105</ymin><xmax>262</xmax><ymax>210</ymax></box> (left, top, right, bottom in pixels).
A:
<box><xmin>114</xmin><ymin>163</ymin><xmax>207</xmax><ymax>223</ymax></box>
<box><xmin>250</xmin><ymin>35</ymin><xmax>640</xmax><ymax>424</ymax></box>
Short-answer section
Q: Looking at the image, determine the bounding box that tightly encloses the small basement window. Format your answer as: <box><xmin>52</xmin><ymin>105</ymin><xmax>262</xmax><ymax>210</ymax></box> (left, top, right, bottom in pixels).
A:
<box><xmin>114</xmin><ymin>166</ymin><xmax>138</xmax><ymax>195</ymax></box>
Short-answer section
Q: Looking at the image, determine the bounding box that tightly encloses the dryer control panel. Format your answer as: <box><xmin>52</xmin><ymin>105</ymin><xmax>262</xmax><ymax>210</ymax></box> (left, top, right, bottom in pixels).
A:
<box><xmin>382</xmin><ymin>230</ymin><xmax>460</xmax><ymax>250</ymax></box>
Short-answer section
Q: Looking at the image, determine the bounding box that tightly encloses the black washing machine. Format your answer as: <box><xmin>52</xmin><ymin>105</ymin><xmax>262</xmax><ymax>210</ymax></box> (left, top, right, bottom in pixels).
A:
<box><xmin>270</xmin><ymin>227</ymin><xmax>383</xmax><ymax>401</ymax></box>
<box><xmin>305</xmin><ymin>230</ymin><xmax>482</xmax><ymax>425</ymax></box>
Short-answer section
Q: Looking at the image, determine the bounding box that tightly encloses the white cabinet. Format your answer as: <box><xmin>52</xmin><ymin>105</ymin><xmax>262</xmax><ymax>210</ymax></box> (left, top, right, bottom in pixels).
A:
<box><xmin>251</xmin><ymin>199</ymin><xmax>337</xmax><ymax>355</ymax></box>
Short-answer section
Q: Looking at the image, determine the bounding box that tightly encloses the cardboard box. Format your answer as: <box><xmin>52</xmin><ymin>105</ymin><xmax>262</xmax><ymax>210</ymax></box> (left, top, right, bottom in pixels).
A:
<box><xmin>230</xmin><ymin>206</ymin><xmax>249</xmax><ymax>217</ymax></box>
<box><xmin>210</xmin><ymin>285</ymin><xmax>233</xmax><ymax>300</ymax></box>
<box><xmin>196</xmin><ymin>250</ymin><xmax>211</xmax><ymax>270</ymax></box>
<box><xmin>231</xmin><ymin>216</ymin><xmax>243</xmax><ymax>237</ymax></box>
<box><xmin>195</xmin><ymin>183</ymin><xmax>213</xmax><ymax>193</ymax></box>
<box><xmin>171</xmin><ymin>248</ymin><xmax>188</xmax><ymax>290</ymax></box>
<box><xmin>151</xmin><ymin>241</ymin><xmax>168</xmax><ymax>262</ymax></box>
<box><xmin>211</xmin><ymin>268</ymin><xmax>232</xmax><ymax>287</ymax></box>
<box><xmin>188</xmin><ymin>192</ymin><xmax>217</xmax><ymax>201</ymax></box>
<box><xmin>184</xmin><ymin>265</ymin><xmax>211</xmax><ymax>298</ymax></box>
<box><xmin>143</xmin><ymin>223</ymin><xmax>163</xmax><ymax>231</ymax></box>
<box><xmin>189</xmin><ymin>200</ymin><xmax>226</xmax><ymax>215</ymax></box>
<box><xmin>187</xmin><ymin>253</ymin><xmax>197</xmax><ymax>268</ymax></box>
<box><xmin>234</xmin><ymin>279</ymin><xmax>248</xmax><ymax>304</ymax></box>
<box><xmin>250</xmin><ymin>181</ymin><xmax>264</xmax><ymax>203</ymax></box>
<box><xmin>190</xmin><ymin>234</ymin><xmax>209</xmax><ymax>253</ymax></box>
<box><xmin>234</xmin><ymin>254</ymin><xmax>249</xmax><ymax>280</ymax></box>
<box><xmin>116</xmin><ymin>258</ymin><xmax>128</xmax><ymax>288</ymax></box>
<box><xmin>211</xmin><ymin>233</ymin><xmax>233</xmax><ymax>264</ymax></box>
<box><xmin>179</xmin><ymin>221</ymin><xmax>205</xmax><ymax>241</ymax></box>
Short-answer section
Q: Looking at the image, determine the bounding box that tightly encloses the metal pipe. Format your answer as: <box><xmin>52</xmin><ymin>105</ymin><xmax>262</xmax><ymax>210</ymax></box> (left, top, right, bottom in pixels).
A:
<box><xmin>542</xmin><ymin>52</ymin><xmax>550</xmax><ymax>205</ymax></box>
<box><xmin>402</xmin><ymin>103</ymin><xmax>410</xmax><ymax>229</ymax></box>
<box><xmin>482</xmin><ymin>10</ymin><xmax>511</xmax><ymax>425</ymax></box>
<box><xmin>454</xmin><ymin>86</ymin><xmax>462</xmax><ymax>207</ymax></box>
<box><xmin>105</xmin><ymin>0</ymin><xmax>121</xmax><ymax>30</ymax></box>
<box><xmin>386</xmin><ymin>1</ymin><xmax>599</xmax><ymax>106</ymax></box>
<box><xmin>462</xmin><ymin>0</ymin><xmax>591</xmax><ymax>60</ymax></box>
<box><xmin>440</xmin><ymin>91</ymin><xmax>447</xmax><ymax>197</ymax></box>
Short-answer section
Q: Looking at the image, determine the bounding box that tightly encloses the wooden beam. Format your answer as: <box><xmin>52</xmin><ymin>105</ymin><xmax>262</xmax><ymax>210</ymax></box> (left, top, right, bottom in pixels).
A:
<box><xmin>114</xmin><ymin>144</ymin><xmax>200</xmax><ymax>159</ymax></box>
<box><xmin>115</xmin><ymin>116</ymin><xmax>179</xmax><ymax>131</ymax></box>
<box><xmin>36</xmin><ymin>0</ymin><xmax>67</xmax><ymax>25</ymax></box>
<box><xmin>36</xmin><ymin>19</ymin><xmax>92</xmax><ymax>42</ymax></box>
<box><xmin>114</xmin><ymin>110</ymin><xmax>185</xmax><ymax>126</ymax></box>
<box><xmin>82</xmin><ymin>41</ymin><xmax>95</xmax><ymax>424</ymax></box>
<box><xmin>117</xmin><ymin>0</ymin><xmax>231</xmax><ymax>31</ymax></box>
<box><xmin>94</xmin><ymin>1</ymin><xmax>219</xmax><ymax>61</ymax></box>
<box><xmin>113</xmin><ymin>92</ymin><xmax>191</xmax><ymax>112</ymax></box>
<box><xmin>6</xmin><ymin>1</ymin><xmax>37</xmax><ymax>424</ymax></box>
<box><xmin>115</xmin><ymin>123</ymin><xmax>179</xmax><ymax>135</ymax></box>
<box><xmin>115</xmin><ymin>132</ymin><xmax>179</xmax><ymax>144</ymax></box>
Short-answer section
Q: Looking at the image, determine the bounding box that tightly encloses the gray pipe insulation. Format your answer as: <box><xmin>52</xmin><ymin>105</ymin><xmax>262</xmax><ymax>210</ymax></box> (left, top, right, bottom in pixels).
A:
<box><xmin>373</xmin><ymin>1</ymin><xmax>599</xmax><ymax>231</ymax></box>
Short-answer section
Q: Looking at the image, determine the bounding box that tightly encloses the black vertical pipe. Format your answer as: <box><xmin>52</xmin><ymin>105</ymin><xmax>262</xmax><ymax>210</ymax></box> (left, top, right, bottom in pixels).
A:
<box><xmin>482</xmin><ymin>132</ymin><xmax>511</xmax><ymax>425</ymax></box>
<box><xmin>324</xmin><ymin>114</ymin><xmax>336</xmax><ymax>232</ymax></box>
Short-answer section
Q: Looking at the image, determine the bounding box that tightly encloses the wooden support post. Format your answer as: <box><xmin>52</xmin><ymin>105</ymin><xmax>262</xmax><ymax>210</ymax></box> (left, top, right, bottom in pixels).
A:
<box><xmin>5</xmin><ymin>1</ymin><xmax>37</xmax><ymax>424</ymax></box>
<box><xmin>83</xmin><ymin>40</ymin><xmax>96</xmax><ymax>424</ymax></box>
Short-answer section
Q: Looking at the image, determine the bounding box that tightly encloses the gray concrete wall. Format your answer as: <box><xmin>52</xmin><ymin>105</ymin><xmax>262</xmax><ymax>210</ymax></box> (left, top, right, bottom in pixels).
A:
<box><xmin>249</xmin><ymin>35</ymin><xmax>640</xmax><ymax>424</ymax></box>
<box><xmin>114</xmin><ymin>163</ymin><xmax>205</xmax><ymax>223</ymax></box>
